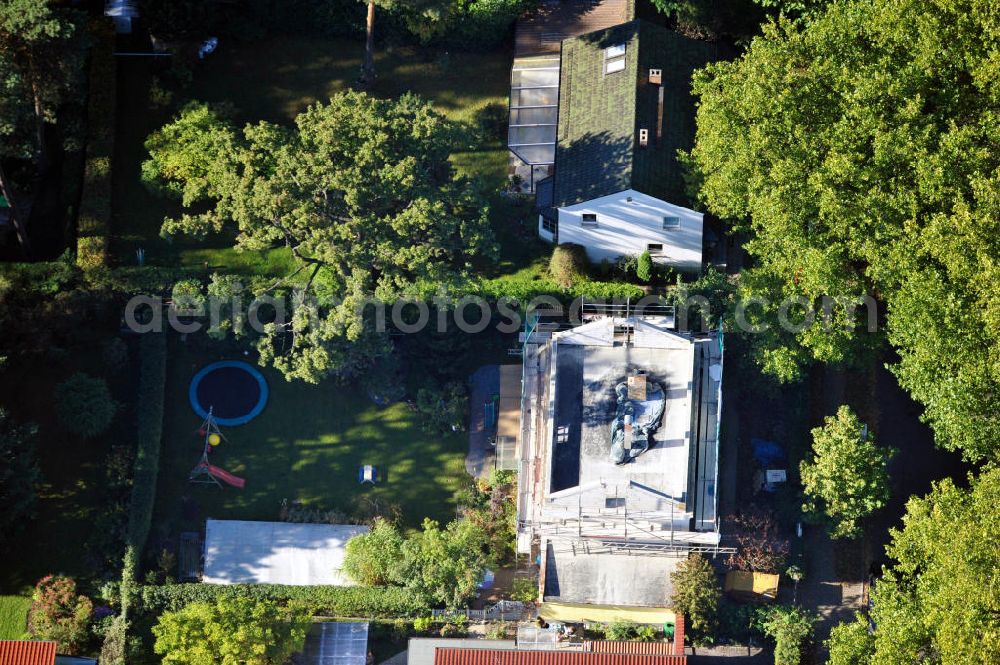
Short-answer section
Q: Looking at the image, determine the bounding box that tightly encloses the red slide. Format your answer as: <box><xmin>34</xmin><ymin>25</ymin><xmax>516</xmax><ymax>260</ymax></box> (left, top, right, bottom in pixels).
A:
<box><xmin>207</xmin><ymin>464</ymin><xmax>246</xmax><ymax>489</ymax></box>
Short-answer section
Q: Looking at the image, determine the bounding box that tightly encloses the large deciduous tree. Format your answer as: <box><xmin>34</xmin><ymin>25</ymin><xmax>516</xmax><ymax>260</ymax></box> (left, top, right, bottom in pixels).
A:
<box><xmin>669</xmin><ymin>554</ymin><xmax>721</xmax><ymax>645</ymax></box>
<box><xmin>0</xmin><ymin>0</ymin><xmax>85</xmax><ymax>163</ymax></box>
<box><xmin>830</xmin><ymin>468</ymin><xmax>1000</xmax><ymax>662</ymax></box>
<box><xmin>799</xmin><ymin>406</ymin><xmax>892</xmax><ymax>539</ymax></box>
<box><xmin>143</xmin><ymin>92</ymin><xmax>495</xmax><ymax>383</ymax></box>
<box><xmin>398</xmin><ymin>517</ymin><xmax>489</xmax><ymax>608</ymax></box>
<box><xmin>688</xmin><ymin>0</ymin><xmax>1000</xmax><ymax>460</ymax></box>
<box><xmin>152</xmin><ymin>597</ymin><xmax>311</xmax><ymax>665</ymax></box>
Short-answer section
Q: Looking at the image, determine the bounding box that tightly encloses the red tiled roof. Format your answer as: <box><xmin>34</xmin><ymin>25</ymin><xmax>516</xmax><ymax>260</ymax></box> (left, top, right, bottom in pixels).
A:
<box><xmin>0</xmin><ymin>641</ymin><xmax>57</xmax><ymax>665</ymax></box>
<box><xmin>434</xmin><ymin>649</ymin><xmax>685</xmax><ymax>665</ymax></box>
<box><xmin>584</xmin><ymin>641</ymin><xmax>676</xmax><ymax>655</ymax></box>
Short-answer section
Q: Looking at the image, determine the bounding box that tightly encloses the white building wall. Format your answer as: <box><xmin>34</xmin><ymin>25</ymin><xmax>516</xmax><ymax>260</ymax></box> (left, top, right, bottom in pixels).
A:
<box><xmin>544</xmin><ymin>189</ymin><xmax>704</xmax><ymax>271</ymax></box>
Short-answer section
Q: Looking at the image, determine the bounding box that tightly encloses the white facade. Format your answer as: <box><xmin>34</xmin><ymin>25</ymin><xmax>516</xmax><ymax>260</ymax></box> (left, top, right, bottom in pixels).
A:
<box><xmin>538</xmin><ymin>189</ymin><xmax>704</xmax><ymax>271</ymax></box>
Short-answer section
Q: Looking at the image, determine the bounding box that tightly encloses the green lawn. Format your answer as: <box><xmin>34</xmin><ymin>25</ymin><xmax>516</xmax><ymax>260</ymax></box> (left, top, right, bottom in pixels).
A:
<box><xmin>0</xmin><ymin>595</ymin><xmax>31</xmax><ymax>640</ymax></box>
<box><xmin>111</xmin><ymin>35</ymin><xmax>511</xmax><ymax>271</ymax></box>
<box><xmin>150</xmin><ymin>337</ymin><xmax>469</xmax><ymax>544</ymax></box>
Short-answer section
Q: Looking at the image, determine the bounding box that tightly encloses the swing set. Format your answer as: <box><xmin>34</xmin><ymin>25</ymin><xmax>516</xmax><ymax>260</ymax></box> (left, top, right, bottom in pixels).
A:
<box><xmin>189</xmin><ymin>407</ymin><xmax>246</xmax><ymax>489</ymax></box>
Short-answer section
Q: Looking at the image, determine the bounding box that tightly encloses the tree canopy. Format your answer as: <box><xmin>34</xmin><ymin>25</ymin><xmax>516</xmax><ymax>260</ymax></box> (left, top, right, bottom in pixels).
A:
<box><xmin>688</xmin><ymin>0</ymin><xmax>1000</xmax><ymax>460</ymax></box>
<box><xmin>0</xmin><ymin>0</ymin><xmax>85</xmax><ymax>163</ymax></box>
<box><xmin>152</xmin><ymin>597</ymin><xmax>311</xmax><ymax>665</ymax></box>
<box><xmin>669</xmin><ymin>553</ymin><xmax>721</xmax><ymax>644</ymax></box>
<box><xmin>28</xmin><ymin>575</ymin><xmax>93</xmax><ymax>653</ymax></box>
<box><xmin>342</xmin><ymin>516</ymin><xmax>489</xmax><ymax>608</ymax></box>
<box><xmin>54</xmin><ymin>372</ymin><xmax>118</xmax><ymax>438</ymax></box>
<box><xmin>838</xmin><ymin>468</ymin><xmax>1000</xmax><ymax>664</ymax></box>
<box><xmin>143</xmin><ymin>92</ymin><xmax>495</xmax><ymax>383</ymax></box>
<box><xmin>398</xmin><ymin>518</ymin><xmax>489</xmax><ymax>608</ymax></box>
<box><xmin>761</xmin><ymin>605</ymin><xmax>815</xmax><ymax>665</ymax></box>
<box><xmin>342</xmin><ymin>518</ymin><xmax>404</xmax><ymax>587</ymax></box>
<box><xmin>800</xmin><ymin>406</ymin><xmax>893</xmax><ymax>539</ymax></box>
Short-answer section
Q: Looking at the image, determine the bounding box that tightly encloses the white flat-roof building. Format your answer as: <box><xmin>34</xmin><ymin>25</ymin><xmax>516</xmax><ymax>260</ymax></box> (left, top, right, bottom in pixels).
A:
<box><xmin>202</xmin><ymin>520</ymin><xmax>368</xmax><ymax>586</ymax></box>
<box><xmin>517</xmin><ymin>312</ymin><xmax>726</xmax><ymax>616</ymax></box>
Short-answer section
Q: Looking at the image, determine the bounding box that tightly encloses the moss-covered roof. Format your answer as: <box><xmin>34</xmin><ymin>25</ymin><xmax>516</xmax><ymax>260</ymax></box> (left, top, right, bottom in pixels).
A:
<box><xmin>552</xmin><ymin>20</ymin><xmax>724</xmax><ymax>208</ymax></box>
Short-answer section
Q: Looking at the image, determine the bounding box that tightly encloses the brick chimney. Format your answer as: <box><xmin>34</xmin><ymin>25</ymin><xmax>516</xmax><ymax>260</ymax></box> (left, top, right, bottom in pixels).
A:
<box><xmin>673</xmin><ymin>614</ymin><xmax>685</xmax><ymax>655</ymax></box>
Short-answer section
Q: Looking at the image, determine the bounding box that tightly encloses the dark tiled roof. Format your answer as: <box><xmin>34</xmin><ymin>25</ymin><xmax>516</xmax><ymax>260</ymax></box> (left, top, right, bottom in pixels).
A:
<box><xmin>0</xmin><ymin>641</ymin><xmax>57</xmax><ymax>665</ymax></box>
<box><xmin>552</xmin><ymin>20</ymin><xmax>724</xmax><ymax>208</ymax></box>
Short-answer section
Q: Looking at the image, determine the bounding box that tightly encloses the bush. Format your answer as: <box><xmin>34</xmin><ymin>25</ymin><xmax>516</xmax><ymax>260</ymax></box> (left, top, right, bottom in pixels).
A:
<box><xmin>413</xmin><ymin>615</ymin><xmax>434</xmax><ymax>634</ymax></box>
<box><xmin>549</xmin><ymin>243</ymin><xmax>589</xmax><ymax>289</ymax></box>
<box><xmin>55</xmin><ymin>372</ymin><xmax>118</xmax><ymax>438</ymax></box>
<box><xmin>725</xmin><ymin>508</ymin><xmax>789</xmax><ymax>573</ymax></box>
<box><xmin>762</xmin><ymin>606</ymin><xmax>816</xmax><ymax>665</ymax></box>
<box><xmin>415</xmin><ymin>381</ymin><xmax>468</xmax><ymax>434</ymax></box>
<box><xmin>124</xmin><ymin>333</ymin><xmax>167</xmax><ymax>556</ymax></box>
<box><xmin>139</xmin><ymin>584</ymin><xmax>426</xmax><ymax>618</ymax></box>
<box><xmin>438</xmin><ymin>0</ymin><xmax>535</xmax><ymax>50</ymax></box>
<box><xmin>486</xmin><ymin>621</ymin><xmax>510</xmax><ymax>640</ymax></box>
<box><xmin>636</xmin><ymin>251</ymin><xmax>653</xmax><ymax>283</ymax></box>
<box><xmin>670</xmin><ymin>554</ymin><xmax>721</xmax><ymax>645</ymax></box>
<box><xmin>27</xmin><ymin>576</ymin><xmax>93</xmax><ymax>653</ymax></box>
<box><xmin>509</xmin><ymin>577</ymin><xmax>538</xmax><ymax>602</ymax></box>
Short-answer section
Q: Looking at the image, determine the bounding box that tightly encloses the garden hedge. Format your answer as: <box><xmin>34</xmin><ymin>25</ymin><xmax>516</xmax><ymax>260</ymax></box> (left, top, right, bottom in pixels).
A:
<box><xmin>124</xmin><ymin>333</ymin><xmax>167</xmax><ymax>556</ymax></box>
<box><xmin>138</xmin><ymin>584</ymin><xmax>425</xmax><ymax>618</ymax></box>
<box><xmin>76</xmin><ymin>20</ymin><xmax>116</xmax><ymax>271</ymax></box>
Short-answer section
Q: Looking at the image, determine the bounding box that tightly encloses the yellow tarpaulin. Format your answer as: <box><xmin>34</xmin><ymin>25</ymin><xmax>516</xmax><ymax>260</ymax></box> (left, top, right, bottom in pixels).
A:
<box><xmin>539</xmin><ymin>602</ymin><xmax>676</xmax><ymax>625</ymax></box>
<box><xmin>724</xmin><ymin>570</ymin><xmax>780</xmax><ymax>600</ymax></box>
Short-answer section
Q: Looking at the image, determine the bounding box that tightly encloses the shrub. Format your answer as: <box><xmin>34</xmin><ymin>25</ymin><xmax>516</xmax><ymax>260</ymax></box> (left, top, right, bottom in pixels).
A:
<box><xmin>55</xmin><ymin>372</ymin><xmax>118</xmax><ymax>438</ymax></box>
<box><xmin>605</xmin><ymin>620</ymin><xmax>640</xmax><ymax>641</ymax></box>
<box><xmin>725</xmin><ymin>508</ymin><xmax>789</xmax><ymax>573</ymax></box>
<box><xmin>670</xmin><ymin>554</ymin><xmax>721</xmax><ymax>645</ymax></box>
<box><xmin>124</xmin><ymin>333</ymin><xmax>167</xmax><ymax>556</ymax></box>
<box><xmin>413</xmin><ymin>615</ymin><xmax>434</xmax><ymax>634</ymax></box>
<box><xmin>439</xmin><ymin>0</ymin><xmax>535</xmax><ymax>50</ymax></box>
<box><xmin>762</xmin><ymin>606</ymin><xmax>816</xmax><ymax>665</ymax></box>
<box><xmin>636</xmin><ymin>251</ymin><xmax>653</xmax><ymax>283</ymax></box>
<box><xmin>510</xmin><ymin>577</ymin><xmax>538</xmax><ymax>602</ymax></box>
<box><xmin>342</xmin><ymin>518</ymin><xmax>405</xmax><ymax>587</ymax></box>
<box><xmin>27</xmin><ymin>576</ymin><xmax>93</xmax><ymax>653</ymax></box>
<box><xmin>415</xmin><ymin>381</ymin><xmax>468</xmax><ymax>434</ymax></box>
<box><xmin>549</xmin><ymin>243</ymin><xmax>589</xmax><ymax>289</ymax></box>
<box><xmin>486</xmin><ymin>621</ymin><xmax>510</xmax><ymax>640</ymax></box>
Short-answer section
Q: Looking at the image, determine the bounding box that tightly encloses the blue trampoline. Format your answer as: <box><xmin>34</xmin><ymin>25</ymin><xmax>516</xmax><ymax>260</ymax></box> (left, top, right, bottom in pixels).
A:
<box><xmin>189</xmin><ymin>361</ymin><xmax>269</xmax><ymax>426</ymax></box>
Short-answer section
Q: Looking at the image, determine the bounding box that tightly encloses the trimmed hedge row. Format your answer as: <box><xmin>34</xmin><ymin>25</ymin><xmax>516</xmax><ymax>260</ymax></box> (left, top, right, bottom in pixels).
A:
<box><xmin>138</xmin><ymin>584</ymin><xmax>426</xmax><ymax>618</ymax></box>
<box><xmin>124</xmin><ymin>333</ymin><xmax>167</xmax><ymax>556</ymax></box>
<box><xmin>477</xmin><ymin>275</ymin><xmax>645</xmax><ymax>302</ymax></box>
<box><xmin>76</xmin><ymin>20</ymin><xmax>116</xmax><ymax>271</ymax></box>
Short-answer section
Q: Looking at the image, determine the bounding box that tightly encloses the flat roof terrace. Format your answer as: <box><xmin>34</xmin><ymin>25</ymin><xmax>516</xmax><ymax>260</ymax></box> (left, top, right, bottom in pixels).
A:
<box><xmin>550</xmin><ymin>342</ymin><xmax>694</xmax><ymax>499</ymax></box>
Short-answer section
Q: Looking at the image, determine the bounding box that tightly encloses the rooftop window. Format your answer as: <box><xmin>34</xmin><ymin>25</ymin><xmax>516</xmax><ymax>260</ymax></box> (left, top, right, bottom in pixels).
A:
<box><xmin>662</xmin><ymin>216</ymin><xmax>681</xmax><ymax>230</ymax></box>
<box><xmin>604</xmin><ymin>43</ymin><xmax>626</xmax><ymax>75</ymax></box>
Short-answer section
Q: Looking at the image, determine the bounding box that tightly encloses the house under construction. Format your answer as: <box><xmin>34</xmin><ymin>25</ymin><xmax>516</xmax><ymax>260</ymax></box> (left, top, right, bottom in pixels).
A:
<box><xmin>517</xmin><ymin>305</ymin><xmax>728</xmax><ymax>622</ymax></box>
